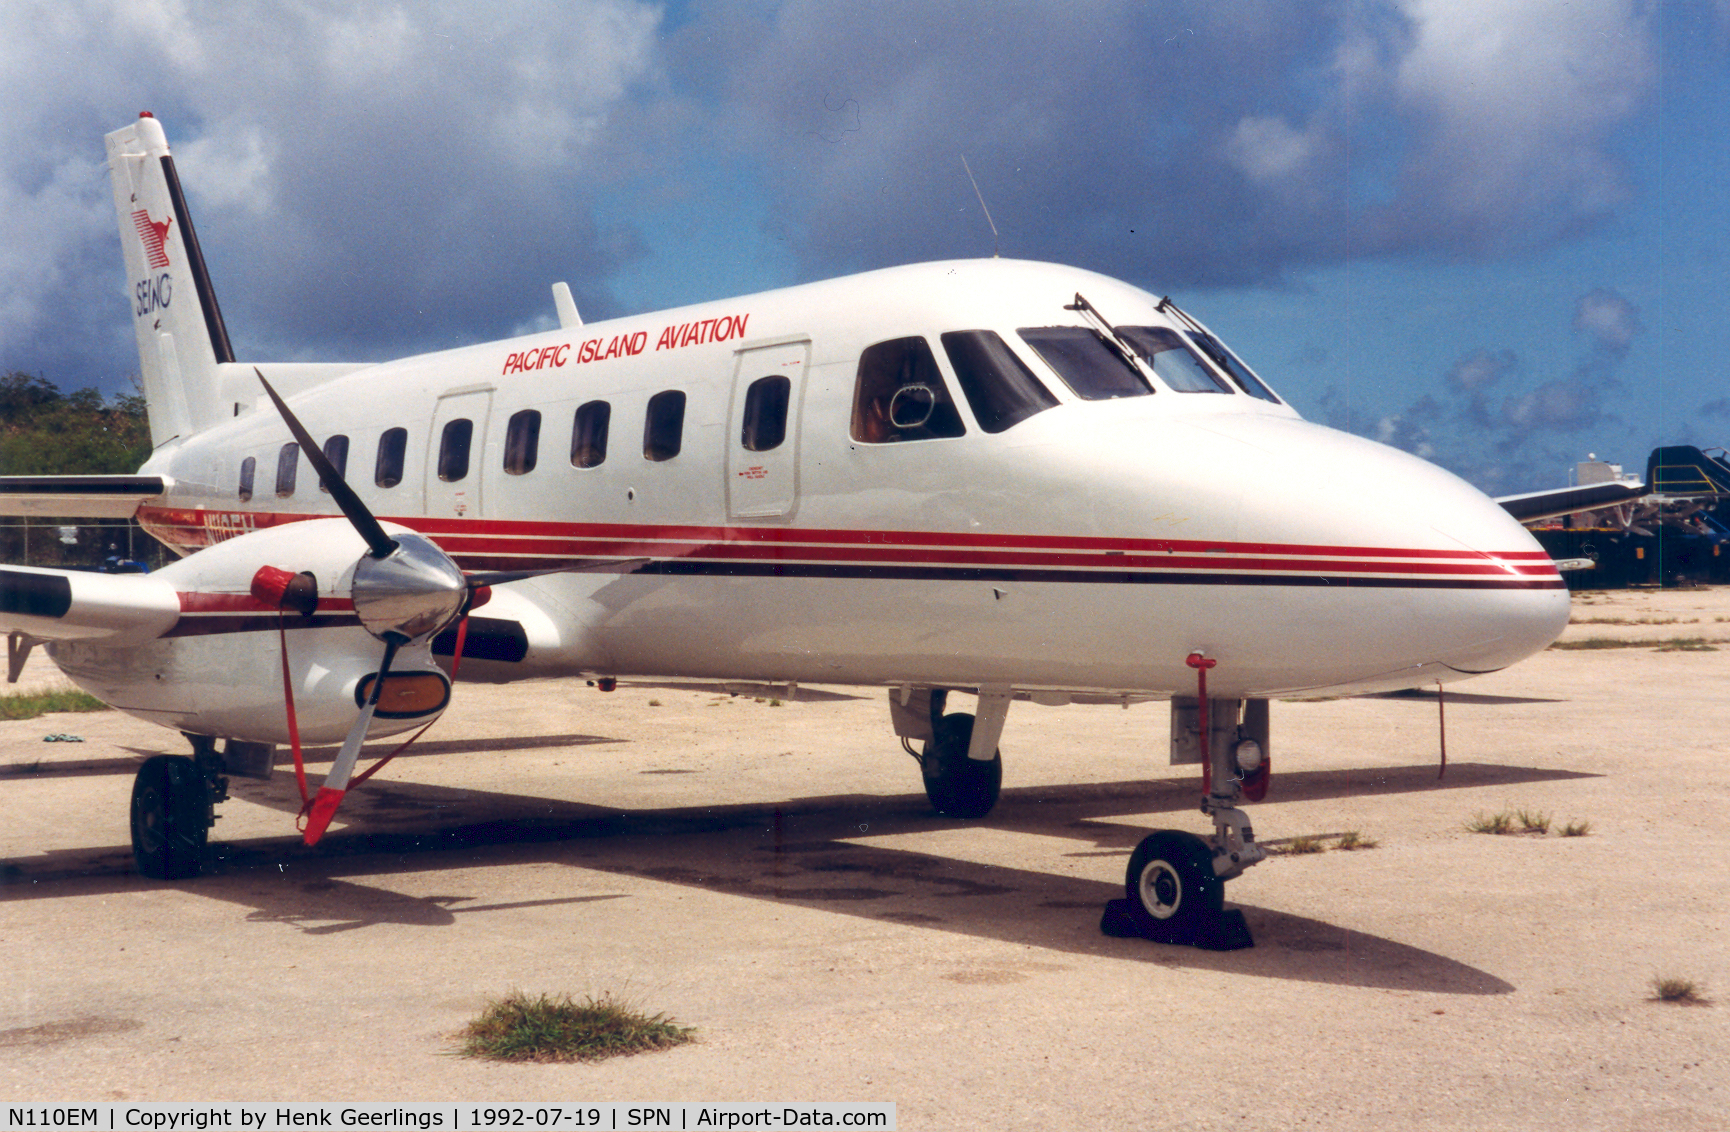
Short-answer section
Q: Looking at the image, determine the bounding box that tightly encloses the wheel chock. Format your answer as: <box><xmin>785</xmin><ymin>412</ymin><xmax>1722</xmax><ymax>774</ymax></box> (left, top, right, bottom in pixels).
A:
<box><xmin>1099</xmin><ymin>898</ymin><xmax>1255</xmax><ymax>951</ymax></box>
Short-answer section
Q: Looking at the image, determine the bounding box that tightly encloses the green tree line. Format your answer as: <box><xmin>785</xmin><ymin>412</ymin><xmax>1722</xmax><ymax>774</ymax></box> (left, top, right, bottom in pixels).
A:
<box><xmin>0</xmin><ymin>371</ymin><xmax>151</xmax><ymax>474</ymax></box>
<box><xmin>0</xmin><ymin>371</ymin><xmax>164</xmax><ymax>568</ymax></box>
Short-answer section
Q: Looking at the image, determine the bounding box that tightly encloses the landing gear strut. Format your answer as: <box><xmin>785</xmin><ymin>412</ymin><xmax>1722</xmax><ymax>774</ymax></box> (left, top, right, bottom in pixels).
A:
<box><xmin>1103</xmin><ymin>656</ymin><xmax>1264</xmax><ymax>950</ymax></box>
<box><xmin>129</xmin><ymin>734</ymin><xmax>227</xmax><ymax>880</ymax></box>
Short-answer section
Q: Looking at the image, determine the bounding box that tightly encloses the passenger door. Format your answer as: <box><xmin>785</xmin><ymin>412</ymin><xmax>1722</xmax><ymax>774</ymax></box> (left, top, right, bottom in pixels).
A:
<box><xmin>426</xmin><ymin>386</ymin><xmax>493</xmax><ymax>519</ymax></box>
<box><xmin>726</xmin><ymin>340</ymin><xmax>809</xmax><ymax>518</ymax></box>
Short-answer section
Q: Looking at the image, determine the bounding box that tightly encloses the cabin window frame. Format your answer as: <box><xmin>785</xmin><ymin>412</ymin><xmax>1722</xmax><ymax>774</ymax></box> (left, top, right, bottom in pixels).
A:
<box><xmin>643</xmin><ymin>390</ymin><xmax>686</xmax><ymax>462</ymax></box>
<box><xmin>274</xmin><ymin>442</ymin><xmax>298</xmax><ymax>497</ymax></box>
<box><xmin>571</xmin><ymin>400</ymin><xmax>611</xmax><ymax>468</ymax></box>
<box><xmin>740</xmin><ymin>375</ymin><xmax>792</xmax><ymax>452</ymax></box>
<box><xmin>375</xmin><ymin>427</ymin><xmax>408</xmax><ymax>488</ymax></box>
<box><xmin>319</xmin><ymin>434</ymin><xmax>350</xmax><ymax>491</ymax></box>
<box><xmin>503</xmin><ymin>409</ymin><xmax>541</xmax><ymax>475</ymax></box>
<box><xmin>438</xmin><ymin>418</ymin><xmax>474</xmax><ymax>482</ymax></box>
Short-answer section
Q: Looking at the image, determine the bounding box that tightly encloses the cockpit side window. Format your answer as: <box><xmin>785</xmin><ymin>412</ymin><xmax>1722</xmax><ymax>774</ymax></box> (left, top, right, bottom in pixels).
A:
<box><xmin>1017</xmin><ymin>326</ymin><xmax>1151</xmax><ymax>400</ymax></box>
<box><xmin>941</xmin><ymin>330</ymin><xmax>1059</xmax><ymax>433</ymax></box>
<box><xmin>1116</xmin><ymin>326</ymin><xmax>1231</xmax><ymax>394</ymax></box>
<box><xmin>1186</xmin><ymin>329</ymin><xmax>1281</xmax><ymax>402</ymax></box>
<box><xmin>850</xmin><ymin>337</ymin><xmax>966</xmax><ymax>443</ymax></box>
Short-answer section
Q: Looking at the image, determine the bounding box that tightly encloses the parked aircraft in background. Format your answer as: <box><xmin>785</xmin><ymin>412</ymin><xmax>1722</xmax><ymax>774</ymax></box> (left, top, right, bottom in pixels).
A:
<box><xmin>0</xmin><ymin>114</ymin><xmax>1574</xmax><ymax>948</ymax></box>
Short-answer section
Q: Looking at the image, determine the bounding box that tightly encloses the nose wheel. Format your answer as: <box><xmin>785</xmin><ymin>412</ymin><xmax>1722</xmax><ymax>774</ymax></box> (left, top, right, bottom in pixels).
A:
<box><xmin>1125</xmin><ymin>831</ymin><xmax>1220</xmax><ymax>933</ymax></box>
<box><xmin>1101</xmin><ymin>654</ymin><xmax>1260</xmax><ymax>950</ymax></box>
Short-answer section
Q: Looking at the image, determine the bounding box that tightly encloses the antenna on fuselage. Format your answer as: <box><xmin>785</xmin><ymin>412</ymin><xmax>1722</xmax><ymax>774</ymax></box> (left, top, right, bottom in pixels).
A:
<box><xmin>961</xmin><ymin>155</ymin><xmax>999</xmax><ymax>259</ymax></box>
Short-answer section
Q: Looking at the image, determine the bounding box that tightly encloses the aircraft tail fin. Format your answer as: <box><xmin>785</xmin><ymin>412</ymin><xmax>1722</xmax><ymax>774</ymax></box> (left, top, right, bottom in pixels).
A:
<box><xmin>105</xmin><ymin>113</ymin><xmax>235</xmax><ymax>449</ymax></box>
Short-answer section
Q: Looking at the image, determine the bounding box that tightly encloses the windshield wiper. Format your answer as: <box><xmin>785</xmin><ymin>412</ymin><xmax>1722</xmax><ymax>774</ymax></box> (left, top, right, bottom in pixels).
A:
<box><xmin>1063</xmin><ymin>293</ymin><xmax>1156</xmax><ymax>388</ymax></box>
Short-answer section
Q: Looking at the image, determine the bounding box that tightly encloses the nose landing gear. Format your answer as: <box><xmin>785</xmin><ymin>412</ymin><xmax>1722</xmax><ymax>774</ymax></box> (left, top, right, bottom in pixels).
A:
<box><xmin>1102</xmin><ymin>654</ymin><xmax>1262</xmax><ymax>950</ymax></box>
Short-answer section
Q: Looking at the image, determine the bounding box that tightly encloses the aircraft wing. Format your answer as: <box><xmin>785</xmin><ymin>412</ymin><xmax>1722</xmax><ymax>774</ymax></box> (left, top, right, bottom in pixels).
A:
<box><xmin>1495</xmin><ymin>480</ymin><xmax>1649</xmax><ymax>524</ymax></box>
<box><xmin>0</xmin><ymin>475</ymin><xmax>170</xmax><ymax>518</ymax></box>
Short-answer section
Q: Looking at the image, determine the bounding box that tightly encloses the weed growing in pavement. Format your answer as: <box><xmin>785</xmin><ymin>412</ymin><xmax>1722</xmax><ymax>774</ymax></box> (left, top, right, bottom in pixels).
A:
<box><xmin>1560</xmin><ymin>819</ymin><xmax>1592</xmax><ymax>837</ymax></box>
<box><xmin>1655</xmin><ymin>639</ymin><xmax>1719</xmax><ymax>652</ymax></box>
<box><xmin>460</xmin><ymin>991</ymin><xmax>694</xmax><ymax>1062</ymax></box>
<box><xmin>1334</xmin><ymin>830</ymin><xmax>1378</xmax><ymax>850</ymax></box>
<box><xmin>1466</xmin><ymin>810</ymin><xmax>1516</xmax><ymax>835</ymax></box>
<box><xmin>1265</xmin><ymin>835</ymin><xmax>1328</xmax><ymax>856</ymax></box>
<box><xmin>1517</xmin><ymin>809</ymin><xmax>1551</xmax><ymax>834</ymax></box>
<box><xmin>1649</xmin><ymin>976</ymin><xmax>1710</xmax><ymax>1006</ymax></box>
<box><xmin>1551</xmin><ymin>637</ymin><xmax>1720</xmax><ymax>651</ymax></box>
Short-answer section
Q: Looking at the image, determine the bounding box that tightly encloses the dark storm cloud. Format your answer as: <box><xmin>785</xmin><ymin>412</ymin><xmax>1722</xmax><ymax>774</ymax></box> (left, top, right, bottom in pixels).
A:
<box><xmin>654</xmin><ymin>0</ymin><xmax>1655</xmax><ymax>288</ymax></box>
<box><xmin>1</xmin><ymin>0</ymin><xmax>1657</xmax><ymax>398</ymax></box>
<box><xmin>0</xmin><ymin>0</ymin><xmax>662</xmax><ymax>392</ymax></box>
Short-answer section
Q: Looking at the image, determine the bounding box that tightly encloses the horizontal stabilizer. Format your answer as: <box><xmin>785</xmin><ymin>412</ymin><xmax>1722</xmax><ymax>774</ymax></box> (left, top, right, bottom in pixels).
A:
<box><xmin>1496</xmin><ymin>480</ymin><xmax>1648</xmax><ymax>524</ymax></box>
<box><xmin>0</xmin><ymin>475</ymin><xmax>169</xmax><ymax>518</ymax></box>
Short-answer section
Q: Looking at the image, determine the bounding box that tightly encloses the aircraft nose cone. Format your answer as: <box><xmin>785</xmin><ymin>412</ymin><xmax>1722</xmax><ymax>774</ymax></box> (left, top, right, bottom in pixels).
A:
<box><xmin>1202</xmin><ymin>415</ymin><xmax>1571</xmax><ymax>689</ymax></box>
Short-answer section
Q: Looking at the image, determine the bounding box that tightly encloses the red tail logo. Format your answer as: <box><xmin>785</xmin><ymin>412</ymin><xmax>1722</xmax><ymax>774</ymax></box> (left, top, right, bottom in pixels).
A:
<box><xmin>131</xmin><ymin>209</ymin><xmax>173</xmax><ymax>269</ymax></box>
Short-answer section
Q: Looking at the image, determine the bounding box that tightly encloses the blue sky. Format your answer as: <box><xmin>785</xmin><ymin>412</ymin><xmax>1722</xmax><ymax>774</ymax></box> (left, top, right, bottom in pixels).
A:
<box><xmin>3</xmin><ymin>0</ymin><xmax>1726</xmax><ymax>493</ymax></box>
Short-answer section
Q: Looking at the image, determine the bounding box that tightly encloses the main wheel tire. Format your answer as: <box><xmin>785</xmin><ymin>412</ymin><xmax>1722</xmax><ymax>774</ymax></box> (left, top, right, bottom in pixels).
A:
<box><xmin>1125</xmin><ymin>830</ymin><xmax>1221</xmax><ymax>941</ymax></box>
<box><xmin>130</xmin><ymin>754</ymin><xmax>209</xmax><ymax>880</ymax></box>
<box><xmin>920</xmin><ymin>712</ymin><xmax>1002</xmax><ymax>819</ymax></box>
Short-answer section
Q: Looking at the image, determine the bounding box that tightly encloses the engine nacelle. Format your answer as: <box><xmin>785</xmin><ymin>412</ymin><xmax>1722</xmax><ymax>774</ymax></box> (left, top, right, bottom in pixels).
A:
<box><xmin>47</xmin><ymin>517</ymin><xmax>452</xmax><ymax>745</ymax></box>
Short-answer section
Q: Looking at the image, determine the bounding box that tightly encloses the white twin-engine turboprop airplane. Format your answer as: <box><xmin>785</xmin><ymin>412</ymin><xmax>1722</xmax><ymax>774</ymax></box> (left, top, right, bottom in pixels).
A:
<box><xmin>0</xmin><ymin>114</ymin><xmax>1570</xmax><ymax>949</ymax></box>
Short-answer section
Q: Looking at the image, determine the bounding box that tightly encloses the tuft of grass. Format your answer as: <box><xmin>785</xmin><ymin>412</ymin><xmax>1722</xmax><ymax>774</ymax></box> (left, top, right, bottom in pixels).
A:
<box><xmin>0</xmin><ymin>689</ymin><xmax>110</xmax><ymax>721</ymax></box>
<box><xmin>1466</xmin><ymin>810</ymin><xmax>1516</xmax><ymax>835</ymax></box>
<box><xmin>1655</xmin><ymin>638</ymin><xmax>1718</xmax><ymax>652</ymax></box>
<box><xmin>1569</xmin><ymin>616</ymin><xmax>1693</xmax><ymax>626</ymax></box>
<box><xmin>1649</xmin><ymin>975</ymin><xmax>1709</xmax><ymax>1006</ymax></box>
<box><xmin>1517</xmin><ymin>808</ymin><xmax>1551</xmax><ymax>835</ymax></box>
<box><xmin>1267</xmin><ymin>835</ymin><xmax>1327</xmax><ymax>856</ymax></box>
<box><xmin>1560</xmin><ymin>819</ymin><xmax>1592</xmax><ymax>837</ymax></box>
<box><xmin>1551</xmin><ymin>636</ymin><xmax>1720</xmax><ymax>652</ymax></box>
<box><xmin>1334</xmin><ymin>830</ymin><xmax>1378</xmax><ymax>851</ymax></box>
<box><xmin>646</xmin><ymin>699</ymin><xmax>662</xmax><ymax>707</ymax></box>
<box><xmin>768</xmin><ymin>698</ymin><xmax>783</xmax><ymax>707</ymax></box>
<box><xmin>459</xmin><ymin>991</ymin><xmax>694</xmax><ymax>1062</ymax></box>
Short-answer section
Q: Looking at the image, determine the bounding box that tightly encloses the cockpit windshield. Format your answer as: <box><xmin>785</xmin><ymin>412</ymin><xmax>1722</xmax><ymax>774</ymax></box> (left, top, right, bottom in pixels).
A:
<box><xmin>1017</xmin><ymin>325</ymin><xmax>1152</xmax><ymax>400</ymax></box>
<box><xmin>1186</xmin><ymin>329</ymin><xmax>1280</xmax><ymax>402</ymax></box>
<box><xmin>941</xmin><ymin>330</ymin><xmax>1058</xmax><ymax>432</ymax></box>
<box><xmin>1115</xmin><ymin>326</ymin><xmax>1231</xmax><ymax>394</ymax></box>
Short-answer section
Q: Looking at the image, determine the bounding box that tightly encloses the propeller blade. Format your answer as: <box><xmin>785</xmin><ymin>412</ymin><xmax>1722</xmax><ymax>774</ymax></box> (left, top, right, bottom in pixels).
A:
<box><xmin>302</xmin><ymin>632</ymin><xmax>404</xmax><ymax>846</ymax></box>
<box><xmin>256</xmin><ymin>368</ymin><xmax>398</xmax><ymax>560</ymax></box>
<box><xmin>463</xmin><ymin>557</ymin><xmax>650</xmax><ymax>588</ymax></box>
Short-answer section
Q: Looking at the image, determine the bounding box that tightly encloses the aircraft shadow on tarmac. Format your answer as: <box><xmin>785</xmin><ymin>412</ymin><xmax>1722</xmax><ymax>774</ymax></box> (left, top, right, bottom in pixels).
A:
<box><xmin>2</xmin><ymin>758</ymin><xmax>1597</xmax><ymax>995</ymax></box>
<box><xmin>0</xmin><ymin>732</ymin><xmax>620</xmax><ymax>780</ymax></box>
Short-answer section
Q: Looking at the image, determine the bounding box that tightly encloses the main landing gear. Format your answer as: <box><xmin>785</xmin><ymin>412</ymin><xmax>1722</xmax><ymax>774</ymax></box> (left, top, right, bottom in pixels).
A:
<box><xmin>130</xmin><ymin>734</ymin><xmax>271</xmax><ymax>879</ymax></box>
<box><xmin>891</xmin><ymin>686</ymin><xmax>1007</xmax><ymax>819</ymax></box>
<box><xmin>1102</xmin><ymin>656</ymin><xmax>1268</xmax><ymax>950</ymax></box>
